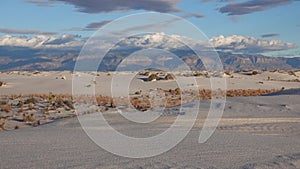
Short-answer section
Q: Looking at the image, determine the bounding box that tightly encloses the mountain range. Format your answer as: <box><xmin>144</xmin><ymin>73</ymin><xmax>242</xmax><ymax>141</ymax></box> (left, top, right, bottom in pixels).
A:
<box><xmin>0</xmin><ymin>33</ymin><xmax>299</xmax><ymax>71</ymax></box>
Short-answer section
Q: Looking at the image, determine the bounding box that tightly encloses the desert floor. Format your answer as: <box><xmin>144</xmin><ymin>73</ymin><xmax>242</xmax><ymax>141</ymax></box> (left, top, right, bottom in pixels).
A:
<box><xmin>0</xmin><ymin>70</ymin><xmax>300</xmax><ymax>169</ymax></box>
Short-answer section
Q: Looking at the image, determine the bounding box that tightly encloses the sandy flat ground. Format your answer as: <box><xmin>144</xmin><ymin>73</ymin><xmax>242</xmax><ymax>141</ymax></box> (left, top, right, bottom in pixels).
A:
<box><xmin>0</xmin><ymin>70</ymin><xmax>299</xmax><ymax>96</ymax></box>
<box><xmin>0</xmin><ymin>70</ymin><xmax>300</xmax><ymax>168</ymax></box>
<box><xmin>0</xmin><ymin>94</ymin><xmax>300</xmax><ymax>169</ymax></box>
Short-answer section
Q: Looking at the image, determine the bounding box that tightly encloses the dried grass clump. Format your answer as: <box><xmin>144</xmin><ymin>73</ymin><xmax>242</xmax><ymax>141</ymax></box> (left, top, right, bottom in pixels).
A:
<box><xmin>194</xmin><ymin>71</ymin><xmax>203</xmax><ymax>77</ymax></box>
<box><xmin>0</xmin><ymin>81</ymin><xmax>6</xmax><ymax>87</ymax></box>
<box><xmin>147</xmin><ymin>74</ymin><xmax>159</xmax><ymax>81</ymax></box>
<box><xmin>252</xmin><ymin>70</ymin><xmax>259</xmax><ymax>75</ymax></box>
<box><xmin>24</xmin><ymin>97</ymin><xmax>36</xmax><ymax>104</ymax></box>
<box><xmin>1</xmin><ymin>104</ymin><xmax>11</xmax><ymax>113</ymax></box>
<box><xmin>224</xmin><ymin>71</ymin><xmax>231</xmax><ymax>76</ymax></box>
<box><xmin>226</xmin><ymin>89</ymin><xmax>278</xmax><ymax>97</ymax></box>
<box><xmin>96</xmin><ymin>96</ymin><xmax>112</xmax><ymax>106</ymax></box>
<box><xmin>288</xmin><ymin>71</ymin><xmax>297</xmax><ymax>76</ymax></box>
<box><xmin>199</xmin><ymin>89</ymin><xmax>212</xmax><ymax>100</ymax></box>
<box><xmin>140</xmin><ymin>71</ymin><xmax>151</xmax><ymax>76</ymax></box>
<box><xmin>63</xmin><ymin>100</ymin><xmax>74</xmax><ymax>110</ymax></box>
<box><xmin>32</xmin><ymin>120</ymin><xmax>41</xmax><ymax>127</ymax></box>
<box><xmin>18</xmin><ymin>103</ymin><xmax>24</xmax><ymax>112</ymax></box>
<box><xmin>198</xmin><ymin>89</ymin><xmax>279</xmax><ymax>100</ymax></box>
<box><xmin>130</xmin><ymin>96</ymin><xmax>150</xmax><ymax>111</ymax></box>
<box><xmin>165</xmin><ymin>73</ymin><xmax>175</xmax><ymax>80</ymax></box>
<box><xmin>0</xmin><ymin>100</ymin><xmax>7</xmax><ymax>106</ymax></box>
<box><xmin>0</xmin><ymin>122</ymin><xmax>5</xmax><ymax>130</ymax></box>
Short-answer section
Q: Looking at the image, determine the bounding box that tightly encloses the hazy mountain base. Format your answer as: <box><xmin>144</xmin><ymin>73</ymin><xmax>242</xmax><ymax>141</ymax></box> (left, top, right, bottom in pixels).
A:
<box><xmin>0</xmin><ymin>47</ymin><xmax>299</xmax><ymax>71</ymax></box>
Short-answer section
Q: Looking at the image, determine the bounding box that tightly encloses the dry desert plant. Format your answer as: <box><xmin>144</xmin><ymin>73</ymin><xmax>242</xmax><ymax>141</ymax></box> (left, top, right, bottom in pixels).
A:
<box><xmin>24</xmin><ymin>97</ymin><xmax>36</xmax><ymax>104</ymax></box>
<box><xmin>0</xmin><ymin>122</ymin><xmax>5</xmax><ymax>130</ymax></box>
<box><xmin>0</xmin><ymin>81</ymin><xmax>6</xmax><ymax>87</ymax></box>
<box><xmin>165</xmin><ymin>73</ymin><xmax>175</xmax><ymax>80</ymax></box>
<box><xmin>147</xmin><ymin>73</ymin><xmax>159</xmax><ymax>81</ymax></box>
<box><xmin>252</xmin><ymin>70</ymin><xmax>259</xmax><ymax>75</ymax></box>
<box><xmin>1</xmin><ymin>104</ymin><xmax>11</xmax><ymax>113</ymax></box>
<box><xmin>224</xmin><ymin>71</ymin><xmax>231</xmax><ymax>76</ymax></box>
<box><xmin>288</xmin><ymin>71</ymin><xmax>297</xmax><ymax>76</ymax></box>
<box><xmin>32</xmin><ymin>120</ymin><xmax>41</xmax><ymax>126</ymax></box>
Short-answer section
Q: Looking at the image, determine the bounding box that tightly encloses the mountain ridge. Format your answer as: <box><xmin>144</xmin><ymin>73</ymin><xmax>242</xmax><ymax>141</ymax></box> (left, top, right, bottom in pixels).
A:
<box><xmin>1</xmin><ymin>49</ymin><xmax>299</xmax><ymax>71</ymax></box>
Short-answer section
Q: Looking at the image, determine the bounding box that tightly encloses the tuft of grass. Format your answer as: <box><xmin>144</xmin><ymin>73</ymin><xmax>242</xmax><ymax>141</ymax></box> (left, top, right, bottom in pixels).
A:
<box><xmin>22</xmin><ymin>113</ymin><xmax>28</xmax><ymax>122</ymax></box>
<box><xmin>288</xmin><ymin>71</ymin><xmax>297</xmax><ymax>76</ymax></box>
<box><xmin>0</xmin><ymin>81</ymin><xmax>6</xmax><ymax>87</ymax></box>
<box><xmin>165</xmin><ymin>73</ymin><xmax>174</xmax><ymax>80</ymax></box>
<box><xmin>63</xmin><ymin>100</ymin><xmax>74</xmax><ymax>110</ymax></box>
<box><xmin>252</xmin><ymin>70</ymin><xmax>259</xmax><ymax>75</ymax></box>
<box><xmin>1</xmin><ymin>104</ymin><xmax>11</xmax><ymax>113</ymax></box>
<box><xmin>0</xmin><ymin>122</ymin><xmax>5</xmax><ymax>130</ymax></box>
<box><xmin>32</xmin><ymin>120</ymin><xmax>40</xmax><ymax>127</ymax></box>
<box><xmin>24</xmin><ymin>97</ymin><xmax>36</xmax><ymax>104</ymax></box>
<box><xmin>147</xmin><ymin>73</ymin><xmax>159</xmax><ymax>81</ymax></box>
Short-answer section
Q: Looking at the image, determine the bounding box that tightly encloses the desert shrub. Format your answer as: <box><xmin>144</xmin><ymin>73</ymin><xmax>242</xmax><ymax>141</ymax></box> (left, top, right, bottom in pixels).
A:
<box><xmin>64</xmin><ymin>100</ymin><xmax>74</xmax><ymax>109</ymax></box>
<box><xmin>0</xmin><ymin>81</ymin><xmax>5</xmax><ymax>87</ymax></box>
<box><xmin>252</xmin><ymin>71</ymin><xmax>259</xmax><ymax>75</ymax></box>
<box><xmin>194</xmin><ymin>71</ymin><xmax>203</xmax><ymax>76</ymax></box>
<box><xmin>165</xmin><ymin>73</ymin><xmax>174</xmax><ymax>80</ymax></box>
<box><xmin>24</xmin><ymin>97</ymin><xmax>36</xmax><ymax>104</ymax></box>
<box><xmin>174</xmin><ymin>88</ymin><xmax>181</xmax><ymax>95</ymax></box>
<box><xmin>1</xmin><ymin>104</ymin><xmax>11</xmax><ymax>113</ymax></box>
<box><xmin>19</xmin><ymin>104</ymin><xmax>24</xmax><ymax>112</ymax></box>
<box><xmin>22</xmin><ymin>113</ymin><xmax>35</xmax><ymax>122</ymax></box>
<box><xmin>288</xmin><ymin>71</ymin><xmax>297</xmax><ymax>76</ymax></box>
<box><xmin>0</xmin><ymin>122</ymin><xmax>5</xmax><ymax>130</ymax></box>
<box><xmin>224</xmin><ymin>71</ymin><xmax>231</xmax><ymax>76</ymax></box>
<box><xmin>147</xmin><ymin>74</ymin><xmax>159</xmax><ymax>81</ymax></box>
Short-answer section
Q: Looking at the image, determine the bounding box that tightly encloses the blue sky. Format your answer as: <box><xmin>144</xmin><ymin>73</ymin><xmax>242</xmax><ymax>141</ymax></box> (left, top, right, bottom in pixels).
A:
<box><xmin>0</xmin><ymin>0</ymin><xmax>300</xmax><ymax>57</ymax></box>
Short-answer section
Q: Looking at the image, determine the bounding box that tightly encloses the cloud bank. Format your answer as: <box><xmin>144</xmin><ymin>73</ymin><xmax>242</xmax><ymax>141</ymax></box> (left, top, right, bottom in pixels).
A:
<box><xmin>0</xmin><ymin>28</ymin><xmax>57</xmax><ymax>35</ymax></box>
<box><xmin>0</xmin><ymin>34</ymin><xmax>83</xmax><ymax>49</ymax></box>
<box><xmin>219</xmin><ymin>0</ymin><xmax>292</xmax><ymax>15</ymax></box>
<box><xmin>28</xmin><ymin>0</ymin><xmax>180</xmax><ymax>13</ymax></box>
<box><xmin>209</xmin><ymin>35</ymin><xmax>297</xmax><ymax>53</ymax></box>
<box><xmin>261</xmin><ymin>33</ymin><xmax>280</xmax><ymax>38</ymax></box>
<box><xmin>0</xmin><ymin>34</ymin><xmax>297</xmax><ymax>54</ymax></box>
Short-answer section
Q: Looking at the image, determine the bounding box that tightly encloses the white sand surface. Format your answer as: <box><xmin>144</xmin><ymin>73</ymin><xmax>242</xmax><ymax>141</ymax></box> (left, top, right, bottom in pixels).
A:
<box><xmin>1</xmin><ymin>71</ymin><xmax>300</xmax><ymax>168</ymax></box>
<box><xmin>0</xmin><ymin>70</ymin><xmax>299</xmax><ymax>96</ymax></box>
<box><xmin>0</xmin><ymin>93</ymin><xmax>300</xmax><ymax>169</ymax></box>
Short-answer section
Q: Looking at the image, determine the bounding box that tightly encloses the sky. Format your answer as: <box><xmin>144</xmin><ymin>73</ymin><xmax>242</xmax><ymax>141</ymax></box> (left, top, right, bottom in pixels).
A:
<box><xmin>0</xmin><ymin>0</ymin><xmax>300</xmax><ymax>57</ymax></box>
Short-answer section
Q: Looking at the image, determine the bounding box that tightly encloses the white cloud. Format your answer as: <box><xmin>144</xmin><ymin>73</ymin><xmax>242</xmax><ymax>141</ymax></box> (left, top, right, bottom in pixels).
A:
<box><xmin>0</xmin><ymin>34</ymin><xmax>84</xmax><ymax>49</ymax></box>
<box><xmin>209</xmin><ymin>35</ymin><xmax>297</xmax><ymax>53</ymax></box>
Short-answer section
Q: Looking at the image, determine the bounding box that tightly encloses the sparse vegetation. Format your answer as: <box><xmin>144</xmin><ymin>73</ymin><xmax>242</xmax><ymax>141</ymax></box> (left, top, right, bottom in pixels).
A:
<box><xmin>252</xmin><ymin>70</ymin><xmax>259</xmax><ymax>75</ymax></box>
<box><xmin>165</xmin><ymin>73</ymin><xmax>174</xmax><ymax>80</ymax></box>
<box><xmin>0</xmin><ymin>122</ymin><xmax>5</xmax><ymax>130</ymax></box>
<box><xmin>288</xmin><ymin>71</ymin><xmax>297</xmax><ymax>77</ymax></box>
<box><xmin>0</xmin><ymin>87</ymin><xmax>286</xmax><ymax>131</ymax></box>
<box><xmin>1</xmin><ymin>104</ymin><xmax>11</xmax><ymax>113</ymax></box>
<box><xmin>0</xmin><ymin>81</ymin><xmax>5</xmax><ymax>87</ymax></box>
<box><xmin>147</xmin><ymin>73</ymin><xmax>159</xmax><ymax>81</ymax></box>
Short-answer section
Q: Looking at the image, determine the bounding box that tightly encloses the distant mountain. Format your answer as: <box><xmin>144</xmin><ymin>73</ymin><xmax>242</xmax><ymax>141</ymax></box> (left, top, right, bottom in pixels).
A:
<box><xmin>0</xmin><ymin>33</ymin><xmax>299</xmax><ymax>71</ymax></box>
<box><xmin>219</xmin><ymin>52</ymin><xmax>296</xmax><ymax>71</ymax></box>
<box><xmin>1</xmin><ymin>49</ymin><xmax>299</xmax><ymax>71</ymax></box>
